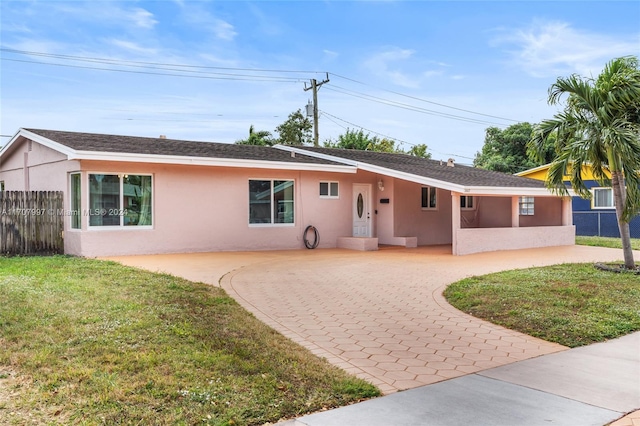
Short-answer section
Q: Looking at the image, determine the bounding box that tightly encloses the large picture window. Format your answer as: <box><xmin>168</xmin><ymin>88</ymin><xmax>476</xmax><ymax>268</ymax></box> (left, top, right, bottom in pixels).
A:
<box><xmin>421</xmin><ymin>186</ymin><xmax>437</xmax><ymax>209</ymax></box>
<box><xmin>89</xmin><ymin>174</ymin><xmax>152</xmax><ymax>227</ymax></box>
<box><xmin>592</xmin><ymin>188</ymin><xmax>614</xmax><ymax>209</ymax></box>
<box><xmin>249</xmin><ymin>179</ymin><xmax>294</xmax><ymax>225</ymax></box>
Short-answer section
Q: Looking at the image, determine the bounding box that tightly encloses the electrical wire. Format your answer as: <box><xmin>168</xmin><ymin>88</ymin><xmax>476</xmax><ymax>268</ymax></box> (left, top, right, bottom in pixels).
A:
<box><xmin>2</xmin><ymin>48</ymin><xmax>524</xmax><ymax>126</ymax></box>
<box><xmin>325</xmin><ymin>85</ymin><xmax>507</xmax><ymax>127</ymax></box>
<box><xmin>320</xmin><ymin>110</ymin><xmax>476</xmax><ymax>161</ymax></box>
<box><xmin>329</xmin><ymin>72</ymin><xmax>521</xmax><ymax>123</ymax></box>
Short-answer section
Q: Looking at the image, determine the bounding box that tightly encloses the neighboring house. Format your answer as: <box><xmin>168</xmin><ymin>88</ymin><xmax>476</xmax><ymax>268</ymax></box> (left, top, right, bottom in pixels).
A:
<box><xmin>0</xmin><ymin>128</ymin><xmax>575</xmax><ymax>257</ymax></box>
<box><xmin>517</xmin><ymin>164</ymin><xmax>640</xmax><ymax>238</ymax></box>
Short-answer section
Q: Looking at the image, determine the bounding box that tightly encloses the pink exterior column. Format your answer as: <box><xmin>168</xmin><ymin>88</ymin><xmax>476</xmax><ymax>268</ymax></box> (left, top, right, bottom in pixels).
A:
<box><xmin>562</xmin><ymin>196</ymin><xmax>572</xmax><ymax>226</ymax></box>
<box><xmin>511</xmin><ymin>196</ymin><xmax>520</xmax><ymax>227</ymax></box>
<box><xmin>451</xmin><ymin>192</ymin><xmax>461</xmax><ymax>255</ymax></box>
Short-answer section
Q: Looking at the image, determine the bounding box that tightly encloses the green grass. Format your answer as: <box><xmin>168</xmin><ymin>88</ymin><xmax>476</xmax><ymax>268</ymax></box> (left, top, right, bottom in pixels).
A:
<box><xmin>576</xmin><ymin>235</ymin><xmax>640</xmax><ymax>250</ymax></box>
<box><xmin>0</xmin><ymin>256</ymin><xmax>379</xmax><ymax>425</ymax></box>
<box><xmin>444</xmin><ymin>263</ymin><xmax>640</xmax><ymax>348</ymax></box>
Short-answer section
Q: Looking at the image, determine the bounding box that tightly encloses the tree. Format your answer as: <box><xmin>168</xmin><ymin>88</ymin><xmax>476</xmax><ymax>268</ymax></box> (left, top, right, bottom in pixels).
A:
<box><xmin>324</xmin><ymin>128</ymin><xmax>431</xmax><ymax>158</ymax></box>
<box><xmin>474</xmin><ymin>122</ymin><xmax>554</xmax><ymax>174</ymax></box>
<box><xmin>407</xmin><ymin>143</ymin><xmax>432</xmax><ymax>159</ymax></box>
<box><xmin>235</xmin><ymin>125</ymin><xmax>274</xmax><ymax>146</ymax></box>
<box><xmin>324</xmin><ymin>128</ymin><xmax>371</xmax><ymax>150</ymax></box>
<box><xmin>529</xmin><ymin>56</ymin><xmax>640</xmax><ymax>270</ymax></box>
<box><xmin>274</xmin><ymin>109</ymin><xmax>313</xmax><ymax>146</ymax></box>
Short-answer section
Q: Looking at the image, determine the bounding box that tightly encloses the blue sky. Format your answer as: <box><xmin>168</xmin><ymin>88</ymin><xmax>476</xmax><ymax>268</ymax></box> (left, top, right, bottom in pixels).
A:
<box><xmin>1</xmin><ymin>1</ymin><xmax>639</xmax><ymax>163</ymax></box>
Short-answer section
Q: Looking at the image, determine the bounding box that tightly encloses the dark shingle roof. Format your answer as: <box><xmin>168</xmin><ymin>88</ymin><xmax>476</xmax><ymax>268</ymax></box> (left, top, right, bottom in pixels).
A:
<box><xmin>23</xmin><ymin>129</ymin><xmax>344</xmax><ymax>166</ymax></box>
<box><xmin>298</xmin><ymin>147</ymin><xmax>545</xmax><ymax>188</ymax></box>
<box><xmin>22</xmin><ymin>128</ymin><xmax>544</xmax><ymax>189</ymax></box>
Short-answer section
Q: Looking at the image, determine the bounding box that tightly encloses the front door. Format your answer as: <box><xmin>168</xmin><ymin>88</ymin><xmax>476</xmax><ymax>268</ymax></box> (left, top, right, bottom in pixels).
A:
<box><xmin>352</xmin><ymin>184</ymin><xmax>372</xmax><ymax>237</ymax></box>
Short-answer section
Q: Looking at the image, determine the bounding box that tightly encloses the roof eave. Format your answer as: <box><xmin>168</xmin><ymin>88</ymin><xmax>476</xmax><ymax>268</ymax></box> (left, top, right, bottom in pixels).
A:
<box><xmin>71</xmin><ymin>151</ymin><xmax>357</xmax><ymax>173</ymax></box>
<box><xmin>279</xmin><ymin>145</ymin><xmax>566</xmax><ymax>196</ymax></box>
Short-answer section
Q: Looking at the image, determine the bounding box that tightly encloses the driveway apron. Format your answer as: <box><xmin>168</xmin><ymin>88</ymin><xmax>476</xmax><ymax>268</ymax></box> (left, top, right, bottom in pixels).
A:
<box><xmin>108</xmin><ymin>245</ymin><xmax>631</xmax><ymax>395</ymax></box>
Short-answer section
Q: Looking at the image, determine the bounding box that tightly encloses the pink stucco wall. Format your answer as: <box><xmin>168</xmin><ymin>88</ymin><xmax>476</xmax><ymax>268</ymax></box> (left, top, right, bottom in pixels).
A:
<box><xmin>65</xmin><ymin>162</ymin><xmax>383</xmax><ymax>257</ymax></box>
<box><xmin>393</xmin><ymin>179</ymin><xmax>453</xmax><ymax>245</ymax></box>
<box><xmin>453</xmin><ymin>226</ymin><xmax>576</xmax><ymax>255</ymax></box>
<box><xmin>0</xmin><ymin>138</ymin><xmax>76</xmax><ymax>191</ymax></box>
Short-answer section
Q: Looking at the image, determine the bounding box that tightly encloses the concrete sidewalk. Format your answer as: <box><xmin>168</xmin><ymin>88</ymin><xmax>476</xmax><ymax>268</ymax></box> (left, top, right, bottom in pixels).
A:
<box><xmin>287</xmin><ymin>332</ymin><xmax>640</xmax><ymax>426</ymax></box>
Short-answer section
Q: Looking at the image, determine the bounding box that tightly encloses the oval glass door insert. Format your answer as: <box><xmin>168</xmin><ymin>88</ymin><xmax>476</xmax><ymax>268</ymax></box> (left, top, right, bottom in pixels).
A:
<box><xmin>357</xmin><ymin>193</ymin><xmax>364</xmax><ymax>218</ymax></box>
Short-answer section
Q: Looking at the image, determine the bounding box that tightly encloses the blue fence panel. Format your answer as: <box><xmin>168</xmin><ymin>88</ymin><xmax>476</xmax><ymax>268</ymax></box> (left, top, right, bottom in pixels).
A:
<box><xmin>574</xmin><ymin>211</ymin><xmax>640</xmax><ymax>238</ymax></box>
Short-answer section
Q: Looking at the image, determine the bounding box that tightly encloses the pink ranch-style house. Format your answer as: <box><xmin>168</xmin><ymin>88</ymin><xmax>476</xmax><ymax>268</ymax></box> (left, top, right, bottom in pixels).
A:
<box><xmin>0</xmin><ymin>128</ymin><xmax>575</xmax><ymax>257</ymax></box>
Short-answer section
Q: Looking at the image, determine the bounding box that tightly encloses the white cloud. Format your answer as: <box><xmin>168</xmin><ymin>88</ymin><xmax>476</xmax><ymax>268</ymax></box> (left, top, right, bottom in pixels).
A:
<box><xmin>213</xmin><ymin>19</ymin><xmax>237</xmax><ymax>41</ymax></box>
<box><xmin>363</xmin><ymin>47</ymin><xmax>420</xmax><ymax>88</ymax></box>
<box><xmin>107</xmin><ymin>39</ymin><xmax>158</xmax><ymax>55</ymax></box>
<box><xmin>493</xmin><ymin>20</ymin><xmax>640</xmax><ymax>78</ymax></box>
<box><xmin>129</xmin><ymin>7</ymin><xmax>158</xmax><ymax>29</ymax></box>
<box><xmin>177</xmin><ymin>4</ymin><xmax>237</xmax><ymax>41</ymax></box>
<box><xmin>323</xmin><ymin>49</ymin><xmax>339</xmax><ymax>60</ymax></box>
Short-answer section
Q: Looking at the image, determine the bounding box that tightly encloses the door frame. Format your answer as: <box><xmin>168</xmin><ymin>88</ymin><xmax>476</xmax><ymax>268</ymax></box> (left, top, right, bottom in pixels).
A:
<box><xmin>352</xmin><ymin>183</ymin><xmax>373</xmax><ymax>237</ymax></box>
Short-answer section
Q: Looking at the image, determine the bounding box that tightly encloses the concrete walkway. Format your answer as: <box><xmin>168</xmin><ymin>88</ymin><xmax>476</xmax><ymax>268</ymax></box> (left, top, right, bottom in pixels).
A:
<box><xmin>289</xmin><ymin>331</ymin><xmax>640</xmax><ymax>426</ymax></box>
<box><xmin>106</xmin><ymin>244</ymin><xmax>640</xmax><ymax>424</ymax></box>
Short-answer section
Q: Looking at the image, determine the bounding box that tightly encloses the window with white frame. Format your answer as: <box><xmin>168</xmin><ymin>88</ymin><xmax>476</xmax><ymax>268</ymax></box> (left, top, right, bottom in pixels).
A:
<box><xmin>249</xmin><ymin>179</ymin><xmax>294</xmax><ymax>225</ymax></box>
<box><xmin>70</xmin><ymin>173</ymin><xmax>81</xmax><ymax>229</ymax></box>
<box><xmin>319</xmin><ymin>181</ymin><xmax>339</xmax><ymax>198</ymax></box>
<box><xmin>519</xmin><ymin>196</ymin><xmax>535</xmax><ymax>215</ymax></box>
<box><xmin>460</xmin><ymin>195</ymin><xmax>474</xmax><ymax>210</ymax></box>
<box><xmin>421</xmin><ymin>186</ymin><xmax>437</xmax><ymax>209</ymax></box>
<box><xmin>88</xmin><ymin>174</ymin><xmax>153</xmax><ymax>227</ymax></box>
<box><xmin>592</xmin><ymin>187</ymin><xmax>614</xmax><ymax>209</ymax></box>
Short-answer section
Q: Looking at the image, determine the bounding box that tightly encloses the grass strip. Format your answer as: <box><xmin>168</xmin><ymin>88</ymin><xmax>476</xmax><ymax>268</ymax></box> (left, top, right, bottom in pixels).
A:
<box><xmin>0</xmin><ymin>256</ymin><xmax>379</xmax><ymax>425</ymax></box>
<box><xmin>444</xmin><ymin>263</ymin><xmax>640</xmax><ymax>348</ymax></box>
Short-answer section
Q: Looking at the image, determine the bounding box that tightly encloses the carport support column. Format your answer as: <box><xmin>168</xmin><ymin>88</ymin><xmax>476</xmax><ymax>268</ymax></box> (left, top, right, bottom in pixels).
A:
<box><xmin>451</xmin><ymin>192</ymin><xmax>461</xmax><ymax>255</ymax></box>
<box><xmin>562</xmin><ymin>197</ymin><xmax>572</xmax><ymax>226</ymax></box>
<box><xmin>511</xmin><ymin>196</ymin><xmax>520</xmax><ymax>227</ymax></box>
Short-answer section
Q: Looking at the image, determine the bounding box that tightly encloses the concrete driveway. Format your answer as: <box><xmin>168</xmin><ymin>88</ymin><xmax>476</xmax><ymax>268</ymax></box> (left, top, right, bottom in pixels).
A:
<box><xmin>106</xmin><ymin>244</ymin><xmax>632</xmax><ymax>395</ymax></box>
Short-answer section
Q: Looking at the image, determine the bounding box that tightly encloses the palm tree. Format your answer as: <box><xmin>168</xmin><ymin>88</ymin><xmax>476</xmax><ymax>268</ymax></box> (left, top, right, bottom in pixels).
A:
<box><xmin>529</xmin><ymin>56</ymin><xmax>640</xmax><ymax>270</ymax></box>
<box><xmin>235</xmin><ymin>125</ymin><xmax>274</xmax><ymax>146</ymax></box>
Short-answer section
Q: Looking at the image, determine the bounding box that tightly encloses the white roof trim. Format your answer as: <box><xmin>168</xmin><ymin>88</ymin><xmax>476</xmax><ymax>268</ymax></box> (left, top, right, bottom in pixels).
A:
<box><xmin>70</xmin><ymin>150</ymin><xmax>356</xmax><ymax>173</ymax></box>
<box><xmin>276</xmin><ymin>145</ymin><xmax>559</xmax><ymax>196</ymax></box>
<box><xmin>0</xmin><ymin>128</ymin><xmax>77</xmax><ymax>159</ymax></box>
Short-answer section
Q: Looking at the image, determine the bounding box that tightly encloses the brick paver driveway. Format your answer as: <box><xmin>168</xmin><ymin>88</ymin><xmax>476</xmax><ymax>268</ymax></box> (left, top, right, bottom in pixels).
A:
<box><xmin>107</xmin><ymin>245</ymin><xmax>630</xmax><ymax>394</ymax></box>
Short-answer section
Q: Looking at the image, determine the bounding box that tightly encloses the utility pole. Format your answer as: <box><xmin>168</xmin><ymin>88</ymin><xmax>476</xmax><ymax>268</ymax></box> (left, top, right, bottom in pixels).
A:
<box><xmin>304</xmin><ymin>73</ymin><xmax>330</xmax><ymax>146</ymax></box>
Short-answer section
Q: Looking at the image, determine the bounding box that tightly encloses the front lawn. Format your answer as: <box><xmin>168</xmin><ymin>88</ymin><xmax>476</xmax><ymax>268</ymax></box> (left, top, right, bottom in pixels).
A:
<box><xmin>0</xmin><ymin>256</ymin><xmax>379</xmax><ymax>425</ymax></box>
<box><xmin>444</xmin><ymin>263</ymin><xmax>640</xmax><ymax>348</ymax></box>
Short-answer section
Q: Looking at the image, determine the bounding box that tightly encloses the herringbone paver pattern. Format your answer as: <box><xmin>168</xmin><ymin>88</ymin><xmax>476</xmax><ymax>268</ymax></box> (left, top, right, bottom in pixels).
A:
<box><xmin>108</xmin><ymin>245</ymin><xmax>631</xmax><ymax>395</ymax></box>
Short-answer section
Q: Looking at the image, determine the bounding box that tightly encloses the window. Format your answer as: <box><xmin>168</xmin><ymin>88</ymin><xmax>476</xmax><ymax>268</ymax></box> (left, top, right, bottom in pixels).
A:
<box><xmin>421</xmin><ymin>186</ymin><xmax>437</xmax><ymax>209</ymax></box>
<box><xmin>592</xmin><ymin>187</ymin><xmax>614</xmax><ymax>209</ymax></box>
<box><xmin>249</xmin><ymin>179</ymin><xmax>294</xmax><ymax>225</ymax></box>
<box><xmin>0</xmin><ymin>181</ymin><xmax>4</xmax><ymax>191</ymax></box>
<box><xmin>460</xmin><ymin>195</ymin><xmax>474</xmax><ymax>210</ymax></box>
<box><xmin>319</xmin><ymin>181</ymin><xmax>339</xmax><ymax>198</ymax></box>
<box><xmin>70</xmin><ymin>173</ymin><xmax>81</xmax><ymax>229</ymax></box>
<box><xmin>519</xmin><ymin>196</ymin><xmax>535</xmax><ymax>216</ymax></box>
<box><xmin>88</xmin><ymin>174</ymin><xmax>152</xmax><ymax>227</ymax></box>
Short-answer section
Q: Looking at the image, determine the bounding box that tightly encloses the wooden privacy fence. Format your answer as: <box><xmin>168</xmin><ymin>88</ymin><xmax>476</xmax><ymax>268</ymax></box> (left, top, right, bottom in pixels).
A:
<box><xmin>1</xmin><ymin>191</ymin><xmax>64</xmax><ymax>255</ymax></box>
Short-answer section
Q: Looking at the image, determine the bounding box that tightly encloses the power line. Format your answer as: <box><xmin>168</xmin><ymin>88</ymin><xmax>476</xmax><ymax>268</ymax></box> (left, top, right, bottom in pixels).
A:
<box><xmin>329</xmin><ymin>72</ymin><xmax>521</xmax><ymax>123</ymax></box>
<box><xmin>320</xmin><ymin>110</ymin><xmax>476</xmax><ymax>160</ymax></box>
<box><xmin>3</xmin><ymin>48</ymin><xmax>523</xmax><ymax>125</ymax></box>
<box><xmin>325</xmin><ymin>85</ymin><xmax>507</xmax><ymax>127</ymax></box>
<box><xmin>2</xmin><ymin>58</ymin><xmax>306</xmax><ymax>83</ymax></box>
<box><xmin>1</xmin><ymin>48</ymin><xmax>325</xmax><ymax>75</ymax></box>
